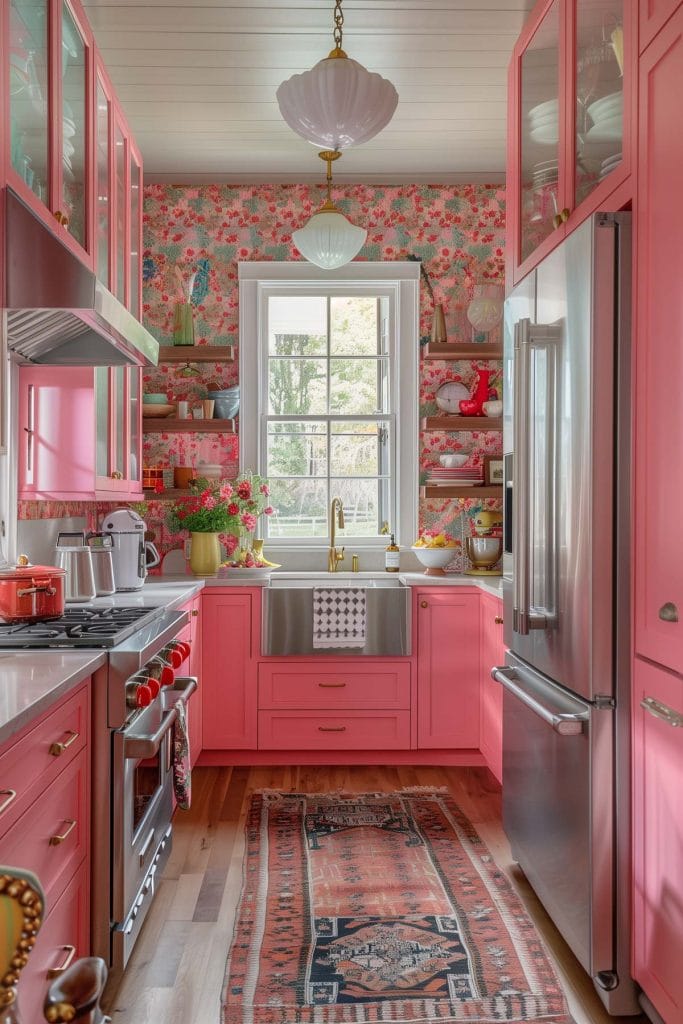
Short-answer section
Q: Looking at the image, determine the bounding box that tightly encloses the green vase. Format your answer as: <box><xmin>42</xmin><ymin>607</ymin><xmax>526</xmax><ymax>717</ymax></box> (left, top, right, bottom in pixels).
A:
<box><xmin>173</xmin><ymin>301</ymin><xmax>195</xmax><ymax>346</ymax></box>
<box><xmin>189</xmin><ymin>531</ymin><xmax>221</xmax><ymax>577</ymax></box>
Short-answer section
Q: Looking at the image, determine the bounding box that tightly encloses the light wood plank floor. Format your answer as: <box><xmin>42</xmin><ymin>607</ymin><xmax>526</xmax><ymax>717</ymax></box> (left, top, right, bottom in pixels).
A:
<box><xmin>105</xmin><ymin>766</ymin><xmax>646</xmax><ymax>1024</ymax></box>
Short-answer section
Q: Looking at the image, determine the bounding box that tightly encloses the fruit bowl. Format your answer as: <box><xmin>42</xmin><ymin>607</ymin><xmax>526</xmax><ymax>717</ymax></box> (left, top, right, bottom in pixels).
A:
<box><xmin>411</xmin><ymin>545</ymin><xmax>456</xmax><ymax>576</ymax></box>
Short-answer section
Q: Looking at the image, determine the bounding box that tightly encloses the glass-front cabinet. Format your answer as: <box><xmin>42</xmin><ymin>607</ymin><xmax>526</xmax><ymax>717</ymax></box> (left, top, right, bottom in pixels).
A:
<box><xmin>129</xmin><ymin>142</ymin><xmax>143</xmax><ymax>318</ymax></box>
<box><xmin>94</xmin><ymin>367</ymin><xmax>142</xmax><ymax>496</ymax></box>
<box><xmin>6</xmin><ymin>0</ymin><xmax>94</xmax><ymax>265</ymax></box>
<box><xmin>95</xmin><ymin>64</ymin><xmax>112</xmax><ymax>289</ymax></box>
<box><xmin>508</xmin><ymin>0</ymin><xmax>634</xmax><ymax>284</ymax></box>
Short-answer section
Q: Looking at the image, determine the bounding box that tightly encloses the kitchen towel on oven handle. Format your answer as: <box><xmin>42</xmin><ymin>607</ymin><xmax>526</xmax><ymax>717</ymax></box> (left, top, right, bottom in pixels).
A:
<box><xmin>172</xmin><ymin>699</ymin><xmax>191</xmax><ymax>810</ymax></box>
<box><xmin>313</xmin><ymin>587</ymin><xmax>367</xmax><ymax>649</ymax></box>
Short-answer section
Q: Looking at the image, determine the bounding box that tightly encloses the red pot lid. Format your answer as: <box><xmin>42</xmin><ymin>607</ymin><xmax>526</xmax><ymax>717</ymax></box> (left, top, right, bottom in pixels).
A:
<box><xmin>0</xmin><ymin>564</ymin><xmax>67</xmax><ymax>581</ymax></box>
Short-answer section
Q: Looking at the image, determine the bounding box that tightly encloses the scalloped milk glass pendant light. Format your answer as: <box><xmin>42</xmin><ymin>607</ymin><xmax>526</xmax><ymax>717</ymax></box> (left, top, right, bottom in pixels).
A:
<box><xmin>276</xmin><ymin>0</ymin><xmax>398</xmax><ymax>150</ymax></box>
<box><xmin>292</xmin><ymin>151</ymin><xmax>367</xmax><ymax>270</ymax></box>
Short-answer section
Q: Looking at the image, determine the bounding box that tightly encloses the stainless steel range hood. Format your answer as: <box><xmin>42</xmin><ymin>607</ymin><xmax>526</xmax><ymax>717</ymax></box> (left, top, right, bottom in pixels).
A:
<box><xmin>5</xmin><ymin>189</ymin><xmax>159</xmax><ymax>367</ymax></box>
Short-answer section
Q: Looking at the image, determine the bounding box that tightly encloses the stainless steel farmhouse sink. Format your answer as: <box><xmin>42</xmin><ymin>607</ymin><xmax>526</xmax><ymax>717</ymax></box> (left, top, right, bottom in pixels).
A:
<box><xmin>262</xmin><ymin>574</ymin><xmax>411</xmax><ymax>656</ymax></box>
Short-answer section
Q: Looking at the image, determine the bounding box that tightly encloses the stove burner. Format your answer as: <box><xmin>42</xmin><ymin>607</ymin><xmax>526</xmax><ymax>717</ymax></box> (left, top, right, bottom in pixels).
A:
<box><xmin>0</xmin><ymin>606</ymin><xmax>162</xmax><ymax>649</ymax></box>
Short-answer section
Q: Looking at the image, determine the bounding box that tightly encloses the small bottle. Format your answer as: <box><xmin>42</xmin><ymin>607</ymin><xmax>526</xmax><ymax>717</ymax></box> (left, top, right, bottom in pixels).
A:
<box><xmin>385</xmin><ymin>534</ymin><xmax>400</xmax><ymax>573</ymax></box>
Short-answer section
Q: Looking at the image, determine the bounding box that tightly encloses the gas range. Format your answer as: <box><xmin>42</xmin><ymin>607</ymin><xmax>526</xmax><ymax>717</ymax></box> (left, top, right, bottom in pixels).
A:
<box><xmin>0</xmin><ymin>605</ymin><xmax>163</xmax><ymax>648</ymax></box>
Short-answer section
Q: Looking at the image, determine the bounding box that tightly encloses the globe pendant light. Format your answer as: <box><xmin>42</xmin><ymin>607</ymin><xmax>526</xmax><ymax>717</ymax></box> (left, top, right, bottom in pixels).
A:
<box><xmin>292</xmin><ymin>151</ymin><xmax>367</xmax><ymax>270</ymax></box>
<box><xmin>276</xmin><ymin>0</ymin><xmax>398</xmax><ymax>150</ymax></box>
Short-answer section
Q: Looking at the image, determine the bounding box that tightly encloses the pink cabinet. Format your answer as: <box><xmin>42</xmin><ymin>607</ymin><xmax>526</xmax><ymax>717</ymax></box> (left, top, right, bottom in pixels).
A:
<box><xmin>415</xmin><ymin>589</ymin><xmax>480</xmax><ymax>749</ymax></box>
<box><xmin>640</xmin><ymin>0</ymin><xmax>682</xmax><ymax>52</ymax></box>
<box><xmin>507</xmin><ymin>0</ymin><xmax>635</xmax><ymax>285</ymax></box>
<box><xmin>634</xmin><ymin>5</ymin><xmax>683</xmax><ymax>678</ymax></box>
<box><xmin>479</xmin><ymin>593</ymin><xmax>504</xmax><ymax>782</ymax></box>
<box><xmin>632</xmin><ymin>657</ymin><xmax>683</xmax><ymax>1022</ymax></box>
<box><xmin>18</xmin><ymin>365</ymin><xmax>142</xmax><ymax>500</ymax></box>
<box><xmin>201</xmin><ymin>590</ymin><xmax>258</xmax><ymax>751</ymax></box>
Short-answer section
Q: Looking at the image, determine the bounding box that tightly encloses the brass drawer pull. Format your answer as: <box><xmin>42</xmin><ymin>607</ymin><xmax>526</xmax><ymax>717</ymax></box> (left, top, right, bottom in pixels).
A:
<box><xmin>47</xmin><ymin>944</ymin><xmax>76</xmax><ymax>979</ymax></box>
<box><xmin>0</xmin><ymin>789</ymin><xmax>17</xmax><ymax>816</ymax></box>
<box><xmin>641</xmin><ymin>696</ymin><xmax>683</xmax><ymax>729</ymax></box>
<box><xmin>49</xmin><ymin>730</ymin><xmax>79</xmax><ymax>757</ymax></box>
<box><xmin>49</xmin><ymin>819</ymin><xmax>77</xmax><ymax>846</ymax></box>
<box><xmin>494</xmin><ymin>616</ymin><xmax>503</xmax><ymax>624</ymax></box>
<box><xmin>318</xmin><ymin>682</ymin><xmax>346</xmax><ymax>688</ymax></box>
<box><xmin>318</xmin><ymin>726</ymin><xmax>347</xmax><ymax>732</ymax></box>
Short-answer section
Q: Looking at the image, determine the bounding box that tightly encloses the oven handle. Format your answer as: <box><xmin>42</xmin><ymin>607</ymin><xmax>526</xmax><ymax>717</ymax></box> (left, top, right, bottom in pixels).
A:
<box><xmin>491</xmin><ymin>666</ymin><xmax>588</xmax><ymax>736</ymax></box>
<box><xmin>124</xmin><ymin>708</ymin><xmax>177</xmax><ymax>760</ymax></box>
<box><xmin>161</xmin><ymin>676</ymin><xmax>197</xmax><ymax>711</ymax></box>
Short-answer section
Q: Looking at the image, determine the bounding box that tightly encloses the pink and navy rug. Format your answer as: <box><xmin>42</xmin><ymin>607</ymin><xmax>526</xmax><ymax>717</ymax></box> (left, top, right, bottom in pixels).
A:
<box><xmin>222</xmin><ymin>789</ymin><xmax>573</xmax><ymax>1023</ymax></box>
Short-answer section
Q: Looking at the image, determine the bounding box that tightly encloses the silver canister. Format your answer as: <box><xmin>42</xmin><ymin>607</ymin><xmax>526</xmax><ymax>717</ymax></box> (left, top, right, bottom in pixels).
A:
<box><xmin>55</xmin><ymin>532</ymin><xmax>97</xmax><ymax>602</ymax></box>
<box><xmin>86</xmin><ymin>533</ymin><xmax>116</xmax><ymax>596</ymax></box>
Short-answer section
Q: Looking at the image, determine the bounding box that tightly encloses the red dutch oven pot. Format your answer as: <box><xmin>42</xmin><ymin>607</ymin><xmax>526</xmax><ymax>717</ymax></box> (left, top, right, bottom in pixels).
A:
<box><xmin>0</xmin><ymin>565</ymin><xmax>67</xmax><ymax>623</ymax></box>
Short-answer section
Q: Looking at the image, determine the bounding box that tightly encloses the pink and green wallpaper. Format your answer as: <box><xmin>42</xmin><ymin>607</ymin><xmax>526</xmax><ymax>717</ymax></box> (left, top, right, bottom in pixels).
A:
<box><xmin>20</xmin><ymin>182</ymin><xmax>505</xmax><ymax>570</ymax></box>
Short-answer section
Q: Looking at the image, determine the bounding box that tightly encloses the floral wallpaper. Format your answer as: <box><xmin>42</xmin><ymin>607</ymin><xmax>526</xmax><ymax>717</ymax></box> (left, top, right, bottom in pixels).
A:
<box><xmin>19</xmin><ymin>182</ymin><xmax>505</xmax><ymax>571</ymax></box>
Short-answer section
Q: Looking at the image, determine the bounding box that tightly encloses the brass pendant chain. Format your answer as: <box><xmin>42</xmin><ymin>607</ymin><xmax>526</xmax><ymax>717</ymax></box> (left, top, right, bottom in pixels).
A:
<box><xmin>333</xmin><ymin>0</ymin><xmax>344</xmax><ymax>51</ymax></box>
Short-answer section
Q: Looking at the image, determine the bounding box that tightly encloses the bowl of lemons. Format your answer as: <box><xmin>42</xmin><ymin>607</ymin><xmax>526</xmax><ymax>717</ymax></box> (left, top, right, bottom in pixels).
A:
<box><xmin>412</xmin><ymin>533</ymin><xmax>458</xmax><ymax>575</ymax></box>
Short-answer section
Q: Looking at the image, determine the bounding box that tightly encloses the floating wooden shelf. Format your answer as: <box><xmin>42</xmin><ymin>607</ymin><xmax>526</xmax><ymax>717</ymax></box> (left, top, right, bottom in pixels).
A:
<box><xmin>143</xmin><ymin>485</ymin><xmax>233</xmax><ymax>499</ymax></box>
<box><xmin>420</xmin><ymin>485</ymin><xmax>503</xmax><ymax>499</ymax></box>
<box><xmin>421</xmin><ymin>416</ymin><xmax>502</xmax><ymax>431</ymax></box>
<box><xmin>142</xmin><ymin>417</ymin><xmax>235</xmax><ymax>433</ymax></box>
<box><xmin>423</xmin><ymin>343</ymin><xmax>503</xmax><ymax>360</ymax></box>
<box><xmin>157</xmin><ymin>345</ymin><xmax>235</xmax><ymax>363</ymax></box>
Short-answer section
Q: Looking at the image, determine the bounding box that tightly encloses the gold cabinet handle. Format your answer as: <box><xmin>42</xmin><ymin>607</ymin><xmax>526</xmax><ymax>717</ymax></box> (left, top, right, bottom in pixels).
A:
<box><xmin>318</xmin><ymin>682</ymin><xmax>346</xmax><ymax>688</ymax></box>
<box><xmin>49</xmin><ymin>730</ymin><xmax>79</xmax><ymax>757</ymax></box>
<box><xmin>658</xmin><ymin>602</ymin><xmax>679</xmax><ymax>623</ymax></box>
<box><xmin>47</xmin><ymin>944</ymin><xmax>76</xmax><ymax>979</ymax></box>
<box><xmin>0</xmin><ymin>789</ymin><xmax>17</xmax><ymax>816</ymax></box>
<box><xmin>318</xmin><ymin>726</ymin><xmax>346</xmax><ymax>732</ymax></box>
<box><xmin>494</xmin><ymin>616</ymin><xmax>504</xmax><ymax>624</ymax></box>
<box><xmin>420</xmin><ymin>600</ymin><xmax>428</xmax><ymax>608</ymax></box>
<box><xmin>191</xmin><ymin>609</ymin><xmax>199</xmax><ymax>617</ymax></box>
<box><xmin>54</xmin><ymin>209</ymin><xmax>63</xmax><ymax>222</ymax></box>
<box><xmin>49</xmin><ymin>819</ymin><xmax>77</xmax><ymax>846</ymax></box>
<box><xmin>111</xmin><ymin>471</ymin><xmax>123</xmax><ymax>480</ymax></box>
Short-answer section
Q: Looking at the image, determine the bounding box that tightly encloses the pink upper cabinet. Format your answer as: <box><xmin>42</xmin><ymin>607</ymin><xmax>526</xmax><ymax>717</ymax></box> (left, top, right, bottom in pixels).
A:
<box><xmin>507</xmin><ymin>0</ymin><xmax>635</xmax><ymax>285</ymax></box>
<box><xmin>640</xmin><ymin>0</ymin><xmax>682</xmax><ymax>52</ymax></box>
<box><xmin>634</xmin><ymin>4</ymin><xmax>683</xmax><ymax>677</ymax></box>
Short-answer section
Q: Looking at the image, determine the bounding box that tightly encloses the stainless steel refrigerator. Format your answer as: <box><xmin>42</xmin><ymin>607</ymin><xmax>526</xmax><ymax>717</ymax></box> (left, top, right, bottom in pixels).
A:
<box><xmin>497</xmin><ymin>213</ymin><xmax>638</xmax><ymax>1015</ymax></box>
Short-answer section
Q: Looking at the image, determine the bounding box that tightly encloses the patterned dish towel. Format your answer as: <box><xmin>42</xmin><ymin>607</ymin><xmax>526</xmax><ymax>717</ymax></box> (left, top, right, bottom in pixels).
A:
<box><xmin>313</xmin><ymin>588</ymin><xmax>367</xmax><ymax>649</ymax></box>
<box><xmin>172</xmin><ymin>698</ymin><xmax>191</xmax><ymax>810</ymax></box>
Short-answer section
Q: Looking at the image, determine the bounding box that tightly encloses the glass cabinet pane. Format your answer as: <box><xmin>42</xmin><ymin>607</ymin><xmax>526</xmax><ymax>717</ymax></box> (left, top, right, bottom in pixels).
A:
<box><xmin>95</xmin><ymin>368</ymin><xmax>110</xmax><ymax>479</ymax></box>
<box><xmin>61</xmin><ymin>2</ymin><xmax>87</xmax><ymax>248</ymax></box>
<box><xmin>128</xmin><ymin>368</ymin><xmax>141</xmax><ymax>484</ymax></box>
<box><xmin>9</xmin><ymin>0</ymin><xmax>50</xmax><ymax>207</ymax></box>
<box><xmin>129</xmin><ymin>154</ymin><xmax>142</xmax><ymax>316</ymax></box>
<box><xmin>519</xmin><ymin>0</ymin><xmax>561</xmax><ymax>265</ymax></box>
<box><xmin>96</xmin><ymin>79</ymin><xmax>110</xmax><ymax>287</ymax></box>
<box><xmin>113</xmin><ymin>366</ymin><xmax>125</xmax><ymax>478</ymax></box>
<box><xmin>114</xmin><ymin>124</ymin><xmax>126</xmax><ymax>304</ymax></box>
<box><xmin>575</xmin><ymin>0</ymin><xmax>624</xmax><ymax>207</ymax></box>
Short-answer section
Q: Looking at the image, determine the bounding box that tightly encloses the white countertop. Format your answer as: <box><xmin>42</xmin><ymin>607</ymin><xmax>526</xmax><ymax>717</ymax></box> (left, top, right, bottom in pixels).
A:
<box><xmin>0</xmin><ymin>651</ymin><xmax>106</xmax><ymax>747</ymax></box>
<box><xmin>144</xmin><ymin>571</ymin><xmax>503</xmax><ymax>597</ymax></box>
<box><xmin>92</xmin><ymin>578</ymin><xmax>205</xmax><ymax>609</ymax></box>
<box><xmin>398</xmin><ymin>573</ymin><xmax>504</xmax><ymax>598</ymax></box>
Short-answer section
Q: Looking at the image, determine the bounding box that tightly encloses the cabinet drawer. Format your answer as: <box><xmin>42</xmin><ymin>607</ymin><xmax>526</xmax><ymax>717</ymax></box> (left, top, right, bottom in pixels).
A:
<box><xmin>0</xmin><ymin>684</ymin><xmax>89</xmax><ymax>838</ymax></box>
<box><xmin>17</xmin><ymin>858</ymin><xmax>90</xmax><ymax>1024</ymax></box>
<box><xmin>258</xmin><ymin>662</ymin><xmax>410</xmax><ymax>710</ymax></box>
<box><xmin>0</xmin><ymin>750</ymin><xmax>89</xmax><ymax>906</ymax></box>
<box><xmin>258</xmin><ymin>710</ymin><xmax>411</xmax><ymax>750</ymax></box>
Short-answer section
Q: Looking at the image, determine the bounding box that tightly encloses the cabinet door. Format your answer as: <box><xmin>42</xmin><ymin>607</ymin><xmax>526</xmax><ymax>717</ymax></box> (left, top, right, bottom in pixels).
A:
<box><xmin>129</xmin><ymin>139</ymin><xmax>143</xmax><ymax>318</ymax></box>
<box><xmin>58</xmin><ymin>0</ymin><xmax>93</xmax><ymax>258</ymax></box>
<box><xmin>416</xmin><ymin>591</ymin><xmax>480</xmax><ymax>749</ymax></box>
<box><xmin>113</xmin><ymin>111</ymin><xmax>128</xmax><ymax>306</ymax></box>
<box><xmin>634</xmin><ymin>6</ymin><xmax>683</xmax><ymax>677</ymax></box>
<box><xmin>95</xmin><ymin>59</ymin><xmax>113</xmax><ymax>289</ymax></box>
<box><xmin>640</xmin><ymin>0</ymin><xmax>682</xmax><ymax>53</ymax></box>
<box><xmin>632</xmin><ymin>657</ymin><xmax>683</xmax><ymax>1022</ymax></box>
<box><xmin>202</xmin><ymin>593</ymin><xmax>257</xmax><ymax>750</ymax></box>
<box><xmin>8</xmin><ymin>0</ymin><xmax>51</xmax><ymax>215</ymax></box>
<box><xmin>480</xmin><ymin>594</ymin><xmax>504</xmax><ymax>782</ymax></box>
<box><xmin>127</xmin><ymin>367</ymin><xmax>142</xmax><ymax>494</ymax></box>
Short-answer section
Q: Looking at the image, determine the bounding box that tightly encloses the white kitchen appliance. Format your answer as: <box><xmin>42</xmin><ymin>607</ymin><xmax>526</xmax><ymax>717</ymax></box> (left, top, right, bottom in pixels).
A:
<box><xmin>101</xmin><ymin>509</ymin><xmax>160</xmax><ymax>591</ymax></box>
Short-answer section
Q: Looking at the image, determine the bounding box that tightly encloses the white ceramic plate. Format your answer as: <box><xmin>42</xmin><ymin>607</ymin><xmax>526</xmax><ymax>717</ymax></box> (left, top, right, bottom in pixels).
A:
<box><xmin>528</xmin><ymin>99</ymin><xmax>559</xmax><ymax>119</ymax></box>
<box><xmin>587</xmin><ymin>91</ymin><xmax>623</xmax><ymax>119</ymax></box>
<box><xmin>530</xmin><ymin>125</ymin><xmax>560</xmax><ymax>144</ymax></box>
<box><xmin>586</xmin><ymin>117</ymin><xmax>623</xmax><ymax>143</ymax></box>
<box><xmin>435</xmin><ymin>381</ymin><xmax>470</xmax><ymax>414</ymax></box>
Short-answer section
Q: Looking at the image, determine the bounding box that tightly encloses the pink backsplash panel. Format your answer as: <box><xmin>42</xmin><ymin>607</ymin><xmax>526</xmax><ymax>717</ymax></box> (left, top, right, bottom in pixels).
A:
<box><xmin>20</xmin><ymin>183</ymin><xmax>505</xmax><ymax>568</ymax></box>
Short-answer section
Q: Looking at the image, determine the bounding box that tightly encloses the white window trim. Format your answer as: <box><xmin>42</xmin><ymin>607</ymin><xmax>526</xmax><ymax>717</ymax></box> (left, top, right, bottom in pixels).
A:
<box><xmin>238</xmin><ymin>261</ymin><xmax>419</xmax><ymax>551</ymax></box>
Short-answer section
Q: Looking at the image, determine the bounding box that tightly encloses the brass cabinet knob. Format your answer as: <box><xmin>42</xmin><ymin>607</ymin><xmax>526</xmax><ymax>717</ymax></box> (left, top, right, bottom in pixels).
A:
<box><xmin>54</xmin><ymin>209</ymin><xmax>63</xmax><ymax>222</ymax></box>
<box><xmin>111</xmin><ymin>471</ymin><xmax>123</xmax><ymax>480</ymax></box>
<box><xmin>553</xmin><ymin>207</ymin><xmax>571</xmax><ymax>229</ymax></box>
<box><xmin>420</xmin><ymin>600</ymin><xmax>428</xmax><ymax>608</ymax></box>
<box><xmin>191</xmin><ymin>609</ymin><xmax>199</xmax><ymax>617</ymax></box>
<box><xmin>658</xmin><ymin>602</ymin><xmax>679</xmax><ymax>623</ymax></box>
<box><xmin>494</xmin><ymin>616</ymin><xmax>504</xmax><ymax>624</ymax></box>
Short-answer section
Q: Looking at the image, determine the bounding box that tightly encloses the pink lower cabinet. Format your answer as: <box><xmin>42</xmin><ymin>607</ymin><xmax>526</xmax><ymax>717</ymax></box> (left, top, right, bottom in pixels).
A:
<box><xmin>259</xmin><ymin>710</ymin><xmax>411</xmax><ymax>750</ymax></box>
<box><xmin>201</xmin><ymin>590</ymin><xmax>258</xmax><ymax>750</ymax></box>
<box><xmin>632</xmin><ymin>657</ymin><xmax>683</xmax><ymax>1023</ymax></box>
<box><xmin>479</xmin><ymin>593</ymin><xmax>504</xmax><ymax>782</ymax></box>
<box><xmin>416</xmin><ymin>589</ymin><xmax>480</xmax><ymax>749</ymax></box>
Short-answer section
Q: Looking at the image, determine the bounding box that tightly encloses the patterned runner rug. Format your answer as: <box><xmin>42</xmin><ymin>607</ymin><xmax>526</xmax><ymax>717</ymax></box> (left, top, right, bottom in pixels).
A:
<box><xmin>222</xmin><ymin>789</ymin><xmax>573</xmax><ymax>1023</ymax></box>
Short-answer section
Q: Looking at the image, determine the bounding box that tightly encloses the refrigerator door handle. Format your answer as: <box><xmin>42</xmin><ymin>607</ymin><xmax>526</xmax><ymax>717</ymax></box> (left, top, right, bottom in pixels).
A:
<box><xmin>492</xmin><ymin>666</ymin><xmax>588</xmax><ymax>735</ymax></box>
<box><xmin>512</xmin><ymin>318</ymin><xmax>562</xmax><ymax>635</ymax></box>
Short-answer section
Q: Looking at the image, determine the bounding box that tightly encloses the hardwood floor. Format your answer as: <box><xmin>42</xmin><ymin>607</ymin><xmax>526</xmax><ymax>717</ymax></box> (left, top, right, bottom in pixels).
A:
<box><xmin>105</xmin><ymin>765</ymin><xmax>646</xmax><ymax>1024</ymax></box>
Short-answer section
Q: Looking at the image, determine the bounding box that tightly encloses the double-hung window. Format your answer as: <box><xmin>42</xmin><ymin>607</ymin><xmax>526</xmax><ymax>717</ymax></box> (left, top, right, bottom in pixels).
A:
<box><xmin>239</xmin><ymin>263</ymin><xmax>419</xmax><ymax>549</ymax></box>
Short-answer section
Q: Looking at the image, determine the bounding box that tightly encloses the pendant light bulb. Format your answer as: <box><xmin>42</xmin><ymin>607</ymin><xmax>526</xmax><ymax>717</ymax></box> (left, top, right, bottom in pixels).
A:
<box><xmin>292</xmin><ymin>151</ymin><xmax>367</xmax><ymax>270</ymax></box>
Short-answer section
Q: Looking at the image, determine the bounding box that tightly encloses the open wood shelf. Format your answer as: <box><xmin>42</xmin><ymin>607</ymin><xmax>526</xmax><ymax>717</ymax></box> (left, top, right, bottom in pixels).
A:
<box><xmin>157</xmin><ymin>345</ymin><xmax>235</xmax><ymax>363</ymax></box>
<box><xmin>420</xmin><ymin>485</ymin><xmax>503</xmax><ymax>499</ymax></box>
<box><xmin>423</xmin><ymin>343</ymin><xmax>503</xmax><ymax>360</ymax></box>
<box><xmin>143</xmin><ymin>486</ymin><xmax>233</xmax><ymax>499</ymax></box>
<box><xmin>421</xmin><ymin>416</ymin><xmax>502</xmax><ymax>431</ymax></box>
<box><xmin>143</xmin><ymin>417</ymin><xmax>235</xmax><ymax>433</ymax></box>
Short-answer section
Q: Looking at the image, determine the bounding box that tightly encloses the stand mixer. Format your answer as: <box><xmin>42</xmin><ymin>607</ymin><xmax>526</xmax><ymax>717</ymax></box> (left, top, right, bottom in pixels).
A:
<box><xmin>465</xmin><ymin>509</ymin><xmax>503</xmax><ymax>576</ymax></box>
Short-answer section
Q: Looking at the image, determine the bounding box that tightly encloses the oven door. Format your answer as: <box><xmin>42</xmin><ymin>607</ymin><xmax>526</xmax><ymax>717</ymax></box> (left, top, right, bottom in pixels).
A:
<box><xmin>111</xmin><ymin>701</ymin><xmax>176</xmax><ymax>968</ymax></box>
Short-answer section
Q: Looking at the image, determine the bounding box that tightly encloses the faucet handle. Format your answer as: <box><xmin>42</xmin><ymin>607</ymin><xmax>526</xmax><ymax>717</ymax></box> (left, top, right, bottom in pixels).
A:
<box><xmin>336</xmin><ymin>546</ymin><xmax>345</xmax><ymax>566</ymax></box>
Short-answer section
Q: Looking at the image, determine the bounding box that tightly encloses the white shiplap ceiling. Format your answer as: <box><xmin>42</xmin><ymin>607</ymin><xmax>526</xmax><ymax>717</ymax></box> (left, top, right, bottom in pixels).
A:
<box><xmin>81</xmin><ymin>0</ymin><xmax>536</xmax><ymax>183</ymax></box>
